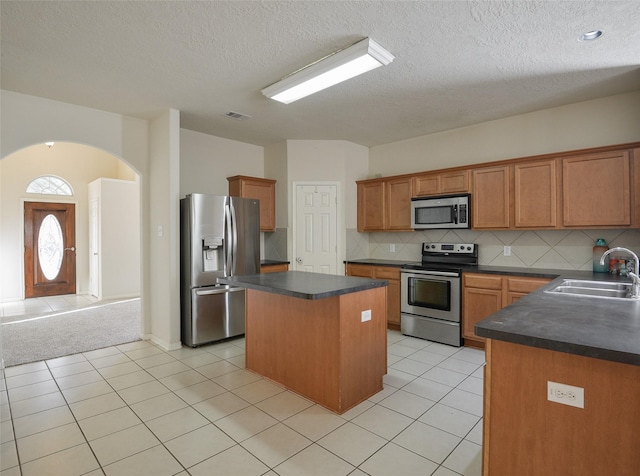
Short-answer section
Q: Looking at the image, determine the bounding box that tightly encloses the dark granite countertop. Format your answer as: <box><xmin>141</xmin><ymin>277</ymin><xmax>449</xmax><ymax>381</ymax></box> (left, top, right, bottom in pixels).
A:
<box><xmin>218</xmin><ymin>271</ymin><xmax>387</xmax><ymax>300</ymax></box>
<box><xmin>260</xmin><ymin>259</ymin><xmax>290</xmax><ymax>266</ymax></box>
<box><xmin>347</xmin><ymin>258</ymin><xmax>640</xmax><ymax>365</ymax></box>
<box><xmin>476</xmin><ymin>274</ymin><xmax>640</xmax><ymax>366</ymax></box>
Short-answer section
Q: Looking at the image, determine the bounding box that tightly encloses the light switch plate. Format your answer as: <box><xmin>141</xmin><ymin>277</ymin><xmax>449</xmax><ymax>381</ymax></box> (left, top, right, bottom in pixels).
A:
<box><xmin>361</xmin><ymin>309</ymin><xmax>372</xmax><ymax>322</ymax></box>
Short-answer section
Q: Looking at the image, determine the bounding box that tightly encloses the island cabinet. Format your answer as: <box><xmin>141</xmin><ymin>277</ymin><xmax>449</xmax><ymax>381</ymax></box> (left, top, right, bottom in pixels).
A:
<box><xmin>227</xmin><ymin>175</ymin><xmax>277</xmax><ymax>231</ymax></box>
<box><xmin>482</xmin><ymin>339</ymin><xmax>640</xmax><ymax>475</ymax></box>
<box><xmin>346</xmin><ymin>263</ymin><xmax>400</xmax><ymax>328</ymax></box>
<box><xmin>471</xmin><ymin>166</ymin><xmax>511</xmax><ymax>229</ymax></box>
<box><xmin>462</xmin><ymin>273</ymin><xmax>551</xmax><ymax>346</ymax></box>
<box><xmin>357</xmin><ymin>177</ymin><xmax>412</xmax><ymax>231</ymax></box>
<box><xmin>562</xmin><ymin>150</ymin><xmax>631</xmax><ymax>227</ymax></box>
<box><xmin>412</xmin><ymin>169</ymin><xmax>470</xmax><ymax>196</ymax></box>
<box><xmin>219</xmin><ymin>271</ymin><xmax>388</xmax><ymax>414</ymax></box>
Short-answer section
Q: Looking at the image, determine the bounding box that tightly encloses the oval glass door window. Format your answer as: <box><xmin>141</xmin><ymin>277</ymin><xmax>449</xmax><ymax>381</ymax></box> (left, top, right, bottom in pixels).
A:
<box><xmin>38</xmin><ymin>214</ymin><xmax>64</xmax><ymax>280</ymax></box>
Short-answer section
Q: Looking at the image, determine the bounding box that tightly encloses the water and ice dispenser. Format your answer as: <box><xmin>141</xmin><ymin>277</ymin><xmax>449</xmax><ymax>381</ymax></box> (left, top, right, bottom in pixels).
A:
<box><xmin>202</xmin><ymin>235</ymin><xmax>223</xmax><ymax>272</ymax></box>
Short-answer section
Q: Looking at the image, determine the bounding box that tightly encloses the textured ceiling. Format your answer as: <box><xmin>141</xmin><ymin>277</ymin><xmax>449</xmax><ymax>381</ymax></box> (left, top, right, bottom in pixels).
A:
<box><xmin>2</xmin><ymin>1</ymin><xmax>639</xmax><ymax>147</ymax></box>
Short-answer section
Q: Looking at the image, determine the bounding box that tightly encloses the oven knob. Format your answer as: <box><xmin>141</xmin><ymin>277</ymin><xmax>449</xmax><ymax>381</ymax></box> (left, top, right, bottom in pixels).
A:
<box><xmin>431</xmin><ymin>244</ymin><xmax>436</xmax><ymax>249</ymax></box>
<box><xmin>467</xmin><ymin>246</ymin><xmax>472</xmax><ymax>251</ymax></box>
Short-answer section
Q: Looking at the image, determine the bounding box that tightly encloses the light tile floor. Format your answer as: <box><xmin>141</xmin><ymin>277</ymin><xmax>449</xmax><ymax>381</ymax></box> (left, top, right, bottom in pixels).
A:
<box><xmin>1</xmin><ymin>323</ymin><xmax>484</xmax><ymax>475</ymax></box>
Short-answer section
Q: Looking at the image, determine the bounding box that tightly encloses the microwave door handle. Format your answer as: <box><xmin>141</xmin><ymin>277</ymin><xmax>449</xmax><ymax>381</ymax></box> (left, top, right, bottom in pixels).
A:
<box><xmin>453</xmin><ymin>204</ymin><xmax>459</xmax><ymax>224</ymax></box>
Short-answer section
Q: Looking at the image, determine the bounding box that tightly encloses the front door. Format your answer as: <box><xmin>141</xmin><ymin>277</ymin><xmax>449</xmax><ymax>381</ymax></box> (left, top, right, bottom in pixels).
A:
<box><xmin>24</xmin><ymin>201</ymin><xmax>77</xmax><ymax>297</ymax></box>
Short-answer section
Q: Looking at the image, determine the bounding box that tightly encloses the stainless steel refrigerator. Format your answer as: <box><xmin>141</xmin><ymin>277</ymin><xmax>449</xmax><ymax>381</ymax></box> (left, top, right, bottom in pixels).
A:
<box><xmin>180</xmin><ymin>194</ymin><xmax>260</xmax><ymax>347</ymax></box>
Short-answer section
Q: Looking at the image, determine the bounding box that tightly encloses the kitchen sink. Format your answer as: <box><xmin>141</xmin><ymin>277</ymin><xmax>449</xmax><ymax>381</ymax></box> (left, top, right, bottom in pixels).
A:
<box><xmin>544</xmin><ymin>279</ymin><xmax>638</xmax><ymax>300</ymax></box>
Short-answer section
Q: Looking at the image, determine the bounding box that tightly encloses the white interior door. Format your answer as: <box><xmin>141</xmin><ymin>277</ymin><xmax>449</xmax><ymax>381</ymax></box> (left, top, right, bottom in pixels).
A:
<box><xmin>294</xmin><ymin>184</ymin><xmax>338</xmax><ymax>274</ymax></box>
<box><xmin>89</xmin><ymin>197</ymin><xmax>100</xmax><ymax>298</ymax></box>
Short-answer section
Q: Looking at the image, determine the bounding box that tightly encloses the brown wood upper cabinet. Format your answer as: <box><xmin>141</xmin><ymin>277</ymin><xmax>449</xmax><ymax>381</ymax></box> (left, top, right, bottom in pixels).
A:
<box><xmin>471</xmin><ymin>166</ymin><xmax>510</xmax><ymax>229</ymax></box>
<box><xmin>357</xmin><ymin>180</ymin><xmax>385</xmax><ymax>231</ymax></box>
<box><xmin>357</xmin><ymin>177</ymin><xmax>412</xmax><ymax>231</ymax></box>
<box><xmin>413</xmin><ymin>170</ymin><xmax>469</xmax><ymax>196</ymax></box>
<box><xmin>227</xmin><ymin>175</ymin><xmax>276</xmax><ymax>231</ymax></box>
<box><xmin>514</xmin><ymin>159</ymin><xmax>559</xmax><ymax>228</ymax></box>
<box><xmin>562</xmin><ymin>150</ymin><xmax>631</xmax><ymax>227</ymax></box>
<box><xmin>386</xmin><ymin>177</ymin><xmax>413</xmax><ymax>230</ymax></box>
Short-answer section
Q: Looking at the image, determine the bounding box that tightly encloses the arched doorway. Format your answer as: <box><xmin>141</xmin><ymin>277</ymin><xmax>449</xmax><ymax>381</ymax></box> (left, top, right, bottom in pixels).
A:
<box><xmin>0</xmin><ymin>141</ymin><xmax>143</xmax><ymax>366</ymax></box>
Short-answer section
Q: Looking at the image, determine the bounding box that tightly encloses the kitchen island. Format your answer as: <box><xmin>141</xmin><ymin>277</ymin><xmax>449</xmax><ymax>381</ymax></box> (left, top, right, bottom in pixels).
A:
<box><xmin>218</xmin><ymin>271</ymin><xmax>388</xmax><ymax>414</ymax></box>
<box><xmin>475</xmin><ymin>277</ymin><xmax>640</xmax><ymax>476</ymax></box>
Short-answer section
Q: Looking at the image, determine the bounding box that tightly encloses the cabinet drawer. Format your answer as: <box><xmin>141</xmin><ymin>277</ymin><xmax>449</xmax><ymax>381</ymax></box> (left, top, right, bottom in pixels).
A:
<box><xmin>507</xmin><ymin>277</ymin><xmax>551</xmax><ymax>293</ymax></box>
<box><xmin>464</xmin><ymin>274</ymin><xmax>503</xmax><ymax>290</ymax></box>
<box><xmin>375</xmin><ymin>267</ymin><xmax>400</xmax><ymax>280</ymax></box>
<box><xmin>346</xmin><ymin>264</ymin><xmax>375</xmax><ymax>278</ymax></box>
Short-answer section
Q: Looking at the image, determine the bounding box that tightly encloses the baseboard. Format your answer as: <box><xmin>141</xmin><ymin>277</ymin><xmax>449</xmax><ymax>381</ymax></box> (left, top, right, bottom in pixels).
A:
<box><xmin>145</xmin><ymin>334</ymin><xmax>182</xmax><ymax>351</ymax></box>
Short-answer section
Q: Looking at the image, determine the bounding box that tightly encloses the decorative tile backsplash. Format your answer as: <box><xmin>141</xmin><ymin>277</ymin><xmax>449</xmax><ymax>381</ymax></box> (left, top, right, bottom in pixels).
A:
<box><xmin>347</xmin><ymin>228</ymin><xmax>640</xmax><ymax>271</ymax></box>
<box><xmin>263</xmin><ymin>228</ymin><xmax>288</xmax><ymax>261</ymax></box>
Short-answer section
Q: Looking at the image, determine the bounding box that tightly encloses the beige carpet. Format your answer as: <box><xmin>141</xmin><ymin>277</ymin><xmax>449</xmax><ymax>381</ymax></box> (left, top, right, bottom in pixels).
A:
<box><xmin>1</xmin><ymin>298</ymin><xmax>141</xmax><ymax>367</ymax></box>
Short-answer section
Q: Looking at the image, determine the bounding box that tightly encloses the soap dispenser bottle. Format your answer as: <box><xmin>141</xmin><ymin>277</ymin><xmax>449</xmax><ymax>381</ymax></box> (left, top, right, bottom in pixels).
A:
<box><xmin>592</xmin><ymin>238</ymin><xmax>609</xmax><ymax>273</ymax></box>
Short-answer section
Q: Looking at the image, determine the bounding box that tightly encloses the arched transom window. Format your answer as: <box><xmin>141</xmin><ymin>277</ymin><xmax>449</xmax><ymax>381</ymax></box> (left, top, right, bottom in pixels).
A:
<box><xmin>26</xmin><ymin>176</ymin><xmax>73</xmax><ymax>196</ymax></box>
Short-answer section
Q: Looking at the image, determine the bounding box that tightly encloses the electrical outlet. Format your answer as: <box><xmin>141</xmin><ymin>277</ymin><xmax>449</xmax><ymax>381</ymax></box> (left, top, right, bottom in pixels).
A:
<box><xmin>503</xmin><ymin>246</ymin><xmax>511</xmax><ymax>256</ymax></box>
<box><xmin>361</xmin><ymin>309</ymin><xmax>372</xmax><ymax>322</ymax></box>
<box><xmin>547</xmin><ymin>381</ymin><xmax>584</xmax><ymax>408</ymax></box>
<box><xmin>389</xmin><ymin>243</ymin><xmax>396</xmax><ymax>252</ymax></box>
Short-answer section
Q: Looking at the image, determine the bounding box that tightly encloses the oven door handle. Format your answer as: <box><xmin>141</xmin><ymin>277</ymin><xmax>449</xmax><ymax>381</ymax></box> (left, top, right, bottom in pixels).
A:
<box><xmin>403</xmin><ymin>270</ymin><xmax>460</xmax><ymax>278</ymax></box>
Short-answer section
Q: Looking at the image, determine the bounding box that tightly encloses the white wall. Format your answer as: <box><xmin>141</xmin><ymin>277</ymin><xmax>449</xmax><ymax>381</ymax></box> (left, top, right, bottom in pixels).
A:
<box><xmin>180</xmin><ymin>129</ymin><xmax>264</xmax><ymax>197</ymax></box>
<box><xmin>148</xmin><ymin>110</ymin><xmax>181</xmax><ymax>350</ymax></box>
<box><xmin>88</xmin><ymin>178</ymin><xmax>140</xmax><ymax>300</ymax></box>
<box><xmin>369</xmin><ymin>90</ymin><xmax>640</xmax><ymax>177</ymax></box>
<box><xmin>283</xmin><ymin>140</ymin><xmax>369</xmax><ymax>272</ymax></box>
<box><xmin>0</xmin><ymin>142</ymin><xmax>134</xmax><ymax>302</ymax></box>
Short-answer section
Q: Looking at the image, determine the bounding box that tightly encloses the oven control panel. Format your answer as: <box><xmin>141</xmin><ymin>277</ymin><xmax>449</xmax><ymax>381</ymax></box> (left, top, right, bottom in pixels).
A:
<box><xmin>422</xmin><ymin>242</ymin><xmax>476</xmax><ymax>254</ymax></box>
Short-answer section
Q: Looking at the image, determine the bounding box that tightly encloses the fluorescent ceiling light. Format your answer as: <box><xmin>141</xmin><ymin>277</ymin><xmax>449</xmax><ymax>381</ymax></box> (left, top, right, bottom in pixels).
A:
<box><xmin>262</xmin><ymin>37</ymin><xmax>394</xmax><ymax>104</ymax></box>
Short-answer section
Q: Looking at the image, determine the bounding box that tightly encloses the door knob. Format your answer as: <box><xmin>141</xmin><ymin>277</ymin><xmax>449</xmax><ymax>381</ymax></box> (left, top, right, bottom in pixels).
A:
<box><xmin>65</xmin><ymin>246</ymin><xmax>76</xmax><ymax>252</ymax></box>
<box><xmin>296</xmin><ymin>257</ymin><xmax>303</xmax><ymax>263</ymax></box>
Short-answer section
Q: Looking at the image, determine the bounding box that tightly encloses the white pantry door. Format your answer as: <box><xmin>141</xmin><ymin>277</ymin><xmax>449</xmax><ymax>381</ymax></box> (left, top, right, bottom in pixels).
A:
<box><xmin>294</xmin><ymin>184</ymin><xmax>338</xmax><ymax>274</ymax></box>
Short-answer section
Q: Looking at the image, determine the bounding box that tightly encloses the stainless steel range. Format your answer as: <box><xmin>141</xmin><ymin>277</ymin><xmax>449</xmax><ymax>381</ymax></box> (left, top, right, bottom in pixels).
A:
<box><xmin>401</xmin><ymin>242</ymin><xmax>478</xmax><ymax>346</ymax></box>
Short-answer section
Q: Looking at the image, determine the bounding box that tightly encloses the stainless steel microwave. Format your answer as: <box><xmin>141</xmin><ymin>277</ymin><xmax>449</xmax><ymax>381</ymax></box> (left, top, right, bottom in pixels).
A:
<box><xmin>411</xmin><ymin>193</ymin><xmax>470</xmax><ymax>229</ymax></box>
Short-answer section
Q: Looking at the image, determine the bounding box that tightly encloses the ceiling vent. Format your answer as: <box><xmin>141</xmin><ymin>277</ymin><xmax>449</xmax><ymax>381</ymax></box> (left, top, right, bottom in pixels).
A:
<box><xmin>224</xmin><ymin>111</ymin><xmax>251</xmax><ymax>121</ymax></box>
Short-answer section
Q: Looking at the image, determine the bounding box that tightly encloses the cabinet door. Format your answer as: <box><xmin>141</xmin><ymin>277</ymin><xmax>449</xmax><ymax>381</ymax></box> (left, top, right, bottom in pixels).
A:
<box><xmin>386</xmin><ymin>279</ymin><xmax>401</xmax><ymax>326</ymax></box>
<box><xmin>345</xmin><ymin>263</ymin><xmax>375</xmax><ymax>278</ymax></box>
<box><xmin>440</xmin><ymin>170</ymin><xmax>470</xmax><ymax>193</ymax></box>
<box><xmin>562</xmin><ymin>151</ymin><xmax>631</xmax><ymax>227</ymax></box>
<box><xmin>228</xmin><ymin>176</ymin><xmax>276</xmax><ymax>232</ymax></box>
<box><xmin>386</xmin><ymin>177</ymin><xmax>412</xmax><ymax>230</ymax></box>
<box><xmin>514</xmin><ymin>160</ymin><xmax>558</xmax><ymax>228</ymax></box>
<box><xmin>472</xmin><ymin>166</ymin><xmax>510</xmax><ymax>229</ymax></box>
<box><xmin>462</xmin><ymin>287</ymin><xmax>502</xmax><ymax>341</ymax></box>
<box><xmin>357</xmin><ymin>181</ymin><xmax>385</xmax><ymax>231</ymax></box>
<box><xmin>375</xmin><ymin>267</ymin><xmax>401</xmax><ymax>326</ymax></box>
<box><xmin>413</xmin><ymin>173</ymin><xmax>440</xmax><ymax>196</ymax></box>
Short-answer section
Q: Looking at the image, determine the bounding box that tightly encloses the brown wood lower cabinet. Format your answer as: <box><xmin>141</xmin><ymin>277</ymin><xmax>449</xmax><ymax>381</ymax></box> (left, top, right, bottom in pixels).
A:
<box><xmin>462</xmin><ymin>273</ymin><xmax>551</xmax><ymax>347</ymax></box>
<box><xmin>346</xmin><ymin>264</ymin><xmax>401</xmax><ymax>328</ymax></box>
<box><xmin>260</xmin><ymin>263</ymin><xmax>289</xmax><ymax>273</ymax></box>
<box><xmin>483</xmin><ymin>339</ymin><xmax>640</xmax><ymax>475</ymax></box>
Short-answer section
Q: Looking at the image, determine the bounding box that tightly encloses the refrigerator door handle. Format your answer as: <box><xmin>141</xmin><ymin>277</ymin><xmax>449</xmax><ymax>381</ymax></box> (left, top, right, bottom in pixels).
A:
<box><xmin>230</xmin><ymin>200</ymin><xmax>239</xmax><ymax>275</ymax></box>
<box><xmin>224</xmin><ymin>203</ymin><xmax>233</xmax><ymax>276</ymax></box>
<box><xmin>195</xmin><ymin>287</ymin><xmax>244</xmax><ymax>296</ymax></box>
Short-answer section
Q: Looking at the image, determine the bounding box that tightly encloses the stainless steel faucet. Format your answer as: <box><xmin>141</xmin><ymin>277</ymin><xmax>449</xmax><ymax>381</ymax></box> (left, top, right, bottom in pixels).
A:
<box><xmin>600</xmin><ymin>247</ymin><xmax>640</xmax><ymax>298</ymax></box>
